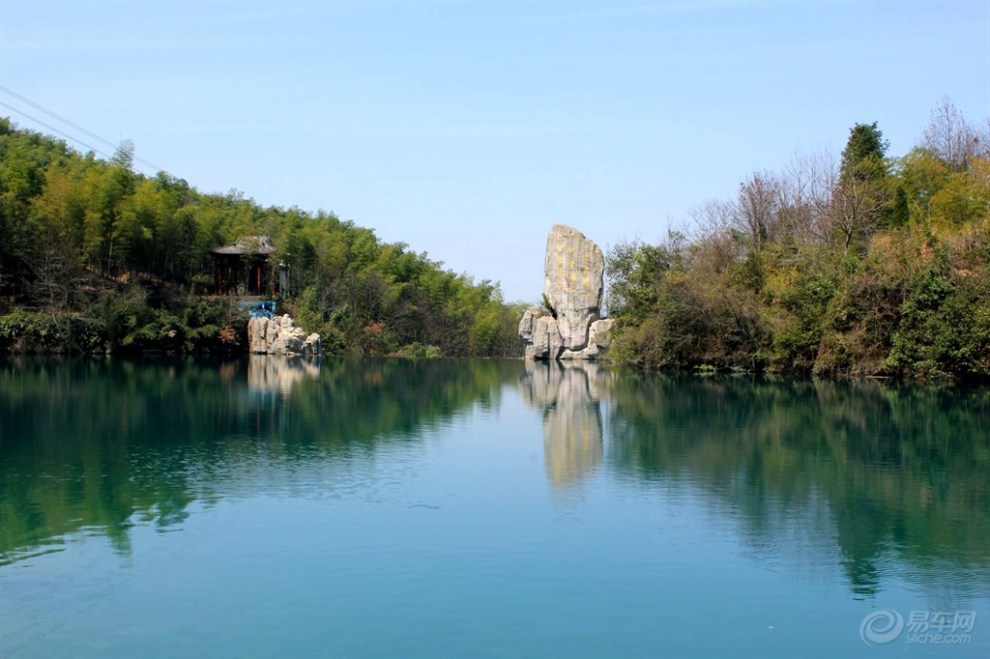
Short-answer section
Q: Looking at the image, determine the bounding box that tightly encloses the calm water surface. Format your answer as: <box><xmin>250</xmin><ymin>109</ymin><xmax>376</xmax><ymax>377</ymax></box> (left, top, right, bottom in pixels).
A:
<box><xmin>1</xmin><ymin>357</ymin><xmax>988</xmax><ymax>658</ymax></box>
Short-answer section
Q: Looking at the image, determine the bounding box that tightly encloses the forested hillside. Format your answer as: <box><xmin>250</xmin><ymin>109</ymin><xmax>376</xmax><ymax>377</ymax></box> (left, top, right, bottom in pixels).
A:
<box><xmin>3</xmin><ymin>99</ymin><xmax>988</xmax><ymax>379</ymax></box>
<box><xmin>605</xmin><ymin>100</ymin><xmax>990</xmax><ymax>380</ymax></box>
<box><xmin>0</xmin><ymin>118</ymin><xmax>524</xmax><ymax>356</ymax></box>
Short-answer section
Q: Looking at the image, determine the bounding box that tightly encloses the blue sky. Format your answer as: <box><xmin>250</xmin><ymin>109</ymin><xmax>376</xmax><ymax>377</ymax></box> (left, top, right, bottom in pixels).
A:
<box><xmin>1</xmin><ymin>0</ymin><xmax>987</xmax><ymax>302</ymax></box>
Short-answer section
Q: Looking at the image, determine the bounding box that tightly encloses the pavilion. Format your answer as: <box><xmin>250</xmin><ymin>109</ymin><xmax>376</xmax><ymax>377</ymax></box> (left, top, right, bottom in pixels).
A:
<box><xmin>209</xmin><ymin>235</ymin><xmax>279</xmax><ymax>296</ymax></box>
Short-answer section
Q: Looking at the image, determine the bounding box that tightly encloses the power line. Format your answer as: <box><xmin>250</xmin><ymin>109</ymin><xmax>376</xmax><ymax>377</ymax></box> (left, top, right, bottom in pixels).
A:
<box><xmin>0</xmin><ymin>101</ymin><xmax>115</xmax><ymax>161</ymax></box>
<box><xmin>0</xmin><ymin>85</ymin><xmax>174</xmax><ymax>177</ymax></box>
<box><xmin>0</xmin><ymin>85</ymin><xmax>118</xmax><ymax>151</ymax></box>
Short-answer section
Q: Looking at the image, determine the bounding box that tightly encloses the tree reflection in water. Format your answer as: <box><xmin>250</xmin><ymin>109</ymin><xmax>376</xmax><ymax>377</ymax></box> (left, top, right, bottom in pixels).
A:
<box><xmin>1</xmin><ymin>358</ymin><xmax>987</xmax><ymax>601</ymax></box>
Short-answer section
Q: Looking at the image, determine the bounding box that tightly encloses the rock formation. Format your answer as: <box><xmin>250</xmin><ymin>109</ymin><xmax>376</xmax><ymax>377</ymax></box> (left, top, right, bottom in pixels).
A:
<box><xmin>519</xmin><ymin>224</ymin><xmax>614</xmax><ymax>360</ymax></box>
<box><xmin>248</xmin><ymin>314</ymin><xmax>321</xmax><ymax>356</ymax></box>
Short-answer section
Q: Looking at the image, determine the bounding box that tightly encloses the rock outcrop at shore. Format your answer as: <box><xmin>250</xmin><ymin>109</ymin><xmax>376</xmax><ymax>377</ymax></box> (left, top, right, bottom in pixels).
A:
<box><xmin>247</xmin><ymin>315</ymin><xmax>321</xmax><ymax>356</ymax></box>
<box><xmin>519</xmin><ymin>224</ymin><xmax>614</xmax><ymax>360</ymax></box>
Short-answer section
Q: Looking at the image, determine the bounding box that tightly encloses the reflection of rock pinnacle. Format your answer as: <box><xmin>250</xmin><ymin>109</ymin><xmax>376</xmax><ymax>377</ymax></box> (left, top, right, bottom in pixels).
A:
<box><xmin>518</xmin><ymin>361</ymin><xmax>611</xmax><ymax>489</ymax></box>
<box><xmin>544</xmin><ymin>404</ymin><xmax>602</xmax><ymax>487</ymax></box>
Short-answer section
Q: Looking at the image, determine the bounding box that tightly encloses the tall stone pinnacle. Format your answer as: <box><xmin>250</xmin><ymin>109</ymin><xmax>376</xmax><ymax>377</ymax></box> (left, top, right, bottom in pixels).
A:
<box><xmin>519</xmin><ymin>224</ymin><xmax>614</xmax><ymax>360</ymax></box>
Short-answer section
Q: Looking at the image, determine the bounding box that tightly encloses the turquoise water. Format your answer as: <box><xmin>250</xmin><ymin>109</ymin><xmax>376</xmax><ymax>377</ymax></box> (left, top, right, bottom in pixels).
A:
<box><xmin>1</xmin><ymin>357</ymin><xmax>988</xmax><ymax>658</ymax></box>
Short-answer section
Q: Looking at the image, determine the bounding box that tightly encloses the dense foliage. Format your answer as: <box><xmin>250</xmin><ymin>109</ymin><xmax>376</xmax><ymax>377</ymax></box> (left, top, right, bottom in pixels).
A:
<box><xmin>606</xmin><ymin>100</ymin><xmax>990</xmax><ymax>380</ymax></box>
<box><xmin>0</xmin><ymin>118</ymin><xmax>523</xmax><ymax>356</ymax></box>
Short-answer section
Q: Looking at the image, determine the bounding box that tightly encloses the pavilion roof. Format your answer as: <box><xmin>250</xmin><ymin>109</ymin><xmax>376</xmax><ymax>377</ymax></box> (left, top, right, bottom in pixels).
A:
<box><xmin>209</xmin><ymin>235</ymin><xmax>275</xmax><ymax>256</ymax></box>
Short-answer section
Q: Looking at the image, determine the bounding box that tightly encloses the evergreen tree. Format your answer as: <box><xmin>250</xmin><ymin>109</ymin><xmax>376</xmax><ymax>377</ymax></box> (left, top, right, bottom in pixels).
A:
<box><xmin>840</xmin><ymin>122</ymin><xmax>888</xmax><ymax>180</ymax></box>
<box><xmin>833</xmin><ymin>122</ymin><xmax>895</xmax><ymax>248</ymax></box>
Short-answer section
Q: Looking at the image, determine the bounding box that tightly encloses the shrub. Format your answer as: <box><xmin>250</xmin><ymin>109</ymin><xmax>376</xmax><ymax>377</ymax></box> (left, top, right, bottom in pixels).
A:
<box><xmin>392</xmin><ymin>343</ymin><xmax>442</xmax><ymax>359</ymax></box>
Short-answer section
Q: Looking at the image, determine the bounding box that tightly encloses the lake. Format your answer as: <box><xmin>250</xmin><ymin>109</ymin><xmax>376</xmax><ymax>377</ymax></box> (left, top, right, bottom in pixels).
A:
<box><xmin>1</xmin><ymin>357</ymin><xmax>988</xmax><ymax>658</ymax></box>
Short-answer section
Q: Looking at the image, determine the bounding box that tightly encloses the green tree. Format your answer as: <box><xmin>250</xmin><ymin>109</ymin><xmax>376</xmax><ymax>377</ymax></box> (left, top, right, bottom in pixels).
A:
<box><xmin>83</xmin><ymin>150</ymin><xmax>135</xmax><ymax>277</ymax></box>
<box><xmin>832</xmin><ymin>122</ymin><xmax>895</xmax><ymax>249</ymax></box>
<box><xmin>840</xmin><ymin>122</ymin><xmax>888</xmax><ymax>179</ymax></box>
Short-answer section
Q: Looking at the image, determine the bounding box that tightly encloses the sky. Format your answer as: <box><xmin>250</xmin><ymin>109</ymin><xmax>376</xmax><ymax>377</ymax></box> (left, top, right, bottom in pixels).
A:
<box><xmin>1</xmin><ymin>0</ymin><xmax>988</xmax><ymax>303</ymax></box>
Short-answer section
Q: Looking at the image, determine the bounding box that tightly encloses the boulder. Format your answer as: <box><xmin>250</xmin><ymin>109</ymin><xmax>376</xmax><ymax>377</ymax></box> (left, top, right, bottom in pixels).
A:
<box><xmin>248</xmin><ymin>314</ymin><xmax>321</xmax><ymax>356</ymax></box>
<box><xmin>518</xmin><ymin>306</ymin><xmax>549</xmax><ymax>343</ymax></box>
<box><xmin>526</xmin><ymin>315</ymin><xmax>563</xmax><ymax>361</ymax></box>
<box><xmin>588</xmin><ymin>318</ymin><xmax>615</xmax><ymax>349</ymax></box>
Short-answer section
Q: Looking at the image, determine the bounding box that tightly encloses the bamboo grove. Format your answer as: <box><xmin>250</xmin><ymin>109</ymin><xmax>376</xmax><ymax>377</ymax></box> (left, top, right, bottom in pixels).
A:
<box><xmin>0</xmin><ymin>117</ymin><xmax>525</xmax><ymax>356</ymax></box>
